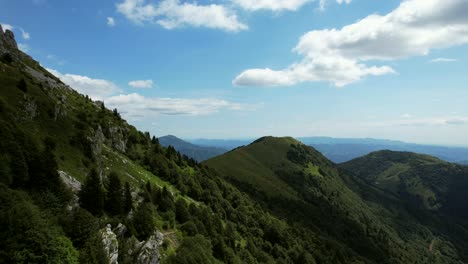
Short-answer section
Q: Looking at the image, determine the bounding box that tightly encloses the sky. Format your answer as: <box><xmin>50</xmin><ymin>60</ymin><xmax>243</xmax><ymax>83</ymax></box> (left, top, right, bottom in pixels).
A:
<box><xmin>1</xmin><ymin>0</ymin><xmax>468</xmax><ymax>146</ymax></box>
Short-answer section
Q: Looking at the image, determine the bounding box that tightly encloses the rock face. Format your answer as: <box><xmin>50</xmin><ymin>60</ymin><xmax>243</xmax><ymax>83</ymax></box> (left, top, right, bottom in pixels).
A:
<box><xmin>89</xmin><ymin>125</ymin><xmax>105</xmax><ymax>159</ymax></box>
<box><xmin>100</xmin><ymin>224</ymin><xmax>119</xmax><ymax>264</ymax></box>
<box><xmin>0</xmin><ymin>26</ymin><xmax>18</xmax><ymax>53</ymax></box>
<box><xmin>135</xmin><ymin>231</ymin><xmax>164</xmax><ymax>264</ymax></box>
<box><xmin>107</xmin><ymin>125</ymin><xmax>129</xmax><ymax>153</ymax></box>
<box><xmin>3</xmin><ymin>29</ymin><xmax>17</xmax><ymax>50</ymax></box>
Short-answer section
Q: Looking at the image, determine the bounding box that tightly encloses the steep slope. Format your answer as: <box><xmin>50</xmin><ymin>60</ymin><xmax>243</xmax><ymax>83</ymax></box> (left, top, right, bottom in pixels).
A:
<box><xmin>205</xmin><ymin>137</ymin><xmax>468</xmax><ymax>263</ymax></box>
<box><xmin>0</xmin><ymin>27</ymin><xmax>379</xmax><ymax>264</ymax></box>
<box><xmin>159</xmin><ymin>135</ymin><xmax>227</xmax><ymax>161</ymax></box>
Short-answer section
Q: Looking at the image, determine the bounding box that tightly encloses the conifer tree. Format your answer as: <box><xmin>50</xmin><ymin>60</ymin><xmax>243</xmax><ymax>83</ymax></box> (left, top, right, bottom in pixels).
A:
<box><xmin>105</xmin><ymin>172</ymin><xmax>123</xmax><ymax>216</ymax></box>
<box><xmin>79</xmin><ymin>169</ymin><xmax>104</xmax><ymax>216</ymax></box>
<box><xmin>123</xmin><ymin>182</ymin><xmax>133</xmax><ymax>214</ymax></box>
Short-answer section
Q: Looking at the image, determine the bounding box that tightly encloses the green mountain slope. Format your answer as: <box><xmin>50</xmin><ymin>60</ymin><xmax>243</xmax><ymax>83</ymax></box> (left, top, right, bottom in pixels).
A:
<box><xmin>340</xmin><ymin>150</ymin><xmax>468</xmax><ymax>215</ymax></box>
<box><xmin>205</xmin><ymin>137</ymin><xmax>468</xmax><ymax>263</ymax></box>
<box><xmin>159</xmin><ymin>135</ymin><xmax>227</xmax><ymax>162</ymax></box>
<box><xmin>0</xmin><ymin>26</ymin><xmax>379</xmax><ymax>264</ymax></box>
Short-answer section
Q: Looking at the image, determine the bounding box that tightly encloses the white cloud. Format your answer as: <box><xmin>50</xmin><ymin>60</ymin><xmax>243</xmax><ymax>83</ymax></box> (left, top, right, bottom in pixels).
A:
<box><xmin>106</xmin><ymin>93</ymin><xmax>243</xmax><ymax>118</ymax></box>
<box><xmin>46</xmin><ymin>68</ymin><xmax>122</xmax><ymax>101</ymax></box>
<box><xmin>430</xmin><ymin>57</ymin><xmax>458</xmax><ymax>63</ymax></box>
<box><xmin>107</xmin><ymin>17</ymin><xmax>116</xmax><ymax>27</ymax></box>
<box><xmin>232</xmin><ymin>0</ymin><xmax>311</xmax><ymax>12</ymax></box>
<box><xmin>1</xmin><ymin>23</ymin><xmax>13</xmax><ymax>32</ymax></box>
<box><xmin>318</xmin><ymin>0</ymin><xmax>351</xmax><ymax>11</ymax></box>
<box><xmin>395</xmin><ymin>117</ymin><xmax>468</xmax><ymax>127</ymax></box>
<box><xmin>116</xmin><ymin>0</ymin><xmax>247</xmax><ymax>32</ymax></box>
<box><xmin>18</xmin><ymin>43</ymin><xmax>30</xmax><ymax>52</ymax></box>
<box><xmin>20</xmin><ymin>28</ymin><xmax>30</xmax><ymax>40</ymax></box>
<box><xmin>45</xmin><ymin>68</ymin><xmax>249</xmax><ymax>118</ymax></box>
<box><xmin>129</xmin><ymin>79</ymin><xmax>153</xmax><ymax>88</ymax></box>
<box><xmin>234</xmin><ymin>0</ymin><xmax>468</xmax><ymax>87</ymax></box>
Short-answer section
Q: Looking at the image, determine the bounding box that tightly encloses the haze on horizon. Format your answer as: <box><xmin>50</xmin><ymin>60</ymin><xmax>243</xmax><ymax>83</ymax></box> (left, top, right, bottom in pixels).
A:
<box><xmin>2</xmin><ymin>0</ymin><xmax>468</xmax><ymax>146</ymax></box>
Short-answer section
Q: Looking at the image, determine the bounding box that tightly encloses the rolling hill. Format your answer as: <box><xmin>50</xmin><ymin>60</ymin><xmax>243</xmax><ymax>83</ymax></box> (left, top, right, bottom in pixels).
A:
<box><xmin>159</xmin><ymin>135</ymin><xmax>227</xmax><ymax>161</ymax></box>
<box><xmin>189</xmin><ymin>137</ymin><xmax>468</xmax><ymax>164</ymax></box>
<box><xmin>205</xmin><ymin>136</ymin><xmax>468</xmax><ymax>263</ymax></box>
<box><xmin>0</xmin><ymin>27</ymin><xmax>354</xmax><ymax>264</ymax></box>
<box><xmin>340</xmin><ymin>150</ymin><xmax>468</xmax><ymax>216</ymax></box>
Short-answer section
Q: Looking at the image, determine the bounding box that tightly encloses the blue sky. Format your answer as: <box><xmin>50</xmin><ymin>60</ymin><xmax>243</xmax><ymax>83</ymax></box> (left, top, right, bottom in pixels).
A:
<box><xmin>2</xmin><ymin>0</ymin><xmax>468</xmax><ymax>146</ymax></box>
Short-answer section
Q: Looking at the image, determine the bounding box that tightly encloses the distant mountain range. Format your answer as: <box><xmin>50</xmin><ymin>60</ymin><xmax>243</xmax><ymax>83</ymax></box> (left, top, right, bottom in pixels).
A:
<box><xmin>186</xmin><ymin>137</ymin><xmax>468</xmax><ymax>164</ymax></box>
<box><xmin>158</xmin><ymin>135</ymin><xmax>227</xmax><ymax>162</ymax></box>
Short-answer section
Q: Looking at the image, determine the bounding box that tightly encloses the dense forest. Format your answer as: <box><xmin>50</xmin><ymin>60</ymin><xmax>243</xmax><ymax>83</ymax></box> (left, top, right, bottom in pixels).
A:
<box><xmin>1</xmin><ymin>26</ymin><xmax>468</xmax><ymax>264</ymax></box>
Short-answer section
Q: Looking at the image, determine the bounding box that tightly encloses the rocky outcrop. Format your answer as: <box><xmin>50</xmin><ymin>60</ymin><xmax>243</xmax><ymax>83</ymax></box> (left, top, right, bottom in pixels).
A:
<box><xmin>135</xmin><ymin>231</ymin><xmax>164</xmax><ymax>264</ymax></box>
<box><xmin>0</xmin><ymin>25</ymin><xmax>17</xmax><ymax>53</ymax></box>
<box><xmin>19</xmin><ymin>95</ymin><xmax>38</xmax><ymax>120</ymax></box>
<box><xmin>88</xmin><ymin>125</ymin><xmax>105</xmax><ymax>159</ymax></box>
<box><xmin>58</xmin><ymin>170</ymin><xmax>82</xmax><ymax>192</ymax></box>
<box><xmin>107</xmin><ymin>125</ymin><xmax>129</xmax><ymax>153</ymax></box>
<box><xmin>100</xmin><ymin>224</ymin><xmax>119</xmax><ymax>264</ymax></box>
<box><xmin>3</xmin><ymin>29</ymin><xmax>17</xmax><ymax>50</ymax></box>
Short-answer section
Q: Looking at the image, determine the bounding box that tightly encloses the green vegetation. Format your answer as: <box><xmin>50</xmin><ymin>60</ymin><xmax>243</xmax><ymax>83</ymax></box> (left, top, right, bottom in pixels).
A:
<box><xmin>2</xmin><ymin>31</ymin><xmax>468</xmax><ymax>264</ymax></box>
<box><xmin>205</xmin><ymin>138</ymin><xmax>468</xmax><ymax>263</ymax></box>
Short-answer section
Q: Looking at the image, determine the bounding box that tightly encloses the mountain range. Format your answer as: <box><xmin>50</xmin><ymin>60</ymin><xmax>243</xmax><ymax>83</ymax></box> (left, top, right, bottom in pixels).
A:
<box><xmin>173</xmin><ymin>136</ymin><xmax>468</xmax><ymax>164</ymax></box>
<box><xmin>1</xmin><ymin>25</ymin><xmax>468</xmax><ymax>264</ymax></box>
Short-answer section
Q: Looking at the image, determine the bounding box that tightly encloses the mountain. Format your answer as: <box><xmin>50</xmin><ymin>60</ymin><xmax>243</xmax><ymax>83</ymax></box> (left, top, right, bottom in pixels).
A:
<box><xmin>340</xmin><ymin>150</ymin><xmax>468</xmax><ymax>216</ymax></box>
<box><xmin>205</xmin><ymin>137</ymin><xmax>468</xmax><ymax>263</ymax></box>
<box><xmin>187</xmin><ymin>138</ymin><xmax>253</xmax><ymax>150</ymax></box>
<box><xmin>159</xmin><ymin>135</ymin><xmax>227</xmax><ymax>161</ymax></box>
<box><xmin>0</xmin><ymin>28</ymin><xmax>350</xmax><ymax>264</ymax></box>
<box><xmin>190</xmin><ymin>136</ymin><xmax>468</xmax><ymax>164</ymax></box>
<box><xmin>299</xmin><ymin>137</ymin><xmax>468</xmax><ymax>164</ymax></box>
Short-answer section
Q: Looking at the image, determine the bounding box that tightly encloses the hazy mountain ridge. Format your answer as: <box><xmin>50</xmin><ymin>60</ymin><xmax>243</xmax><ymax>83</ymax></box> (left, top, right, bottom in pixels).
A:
<box><xmin>188</xmin><ymin>137</ymin><xmax>468</xmax><ymax>164</ymax></box>
<box><xmin>159</xmin><ymin>135</ymin><xmax>227</xmax><ymax>161</ymax></box>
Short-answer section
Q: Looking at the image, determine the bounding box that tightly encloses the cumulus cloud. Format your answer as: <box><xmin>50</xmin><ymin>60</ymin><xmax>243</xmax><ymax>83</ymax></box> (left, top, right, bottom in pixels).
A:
<box><xmin>46</xmin><ymin>68</ymin><xmax>122</xmax><ymax>101</ymax></box>
<box><xmin>107</xmin><ymin>17</ymin><xmax>116</xmax><ymax>27</ymax></box>
<box><xmin>106</xmin><ymin>93</ymin><xmax>243</xmax><ymax>118</ymax></box>
<box><xmin>319</xmin><ymin>0</ymin><xmax>352</xmax><ymax>10</ymax></box>
<box><xmin>129</xmin><ymin>79</ymin><xmax>153</xmax><ymax>88</ymax></box>
<box><xmin>46</xmin><ymin>68</ymin><xmax>249</xmax><ymax>118</ymax></box>
<box><xmin>116</xmin><ymin>0</ymin><xmax>247</xmax><ymax>32</ymax></box>
<box><xmin>232</xmin><ymin>0</ymin><xmax>312</xmax><ymax>12</ymax></box>
<box><xmin>430</xmin><ymin>57</ymin><xmax>458</xmax><ymax>63</ymax></box>
<box><xmin>234</xmin><ymin>0</ymin><xmax>468</xmax><ymax>87</ymax></box>
<box><xmin>0</xmin><ymin>23</ymin><xmax>13</xmax><ymax>31</ymax></box>
<box><xmin>20</xmin><ymin>28</ymin><xmax>30</xmax><ymax>39</ymax></box>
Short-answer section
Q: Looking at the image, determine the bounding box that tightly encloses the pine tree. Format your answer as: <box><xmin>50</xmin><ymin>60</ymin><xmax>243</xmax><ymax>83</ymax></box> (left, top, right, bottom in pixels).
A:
<box><xmin>105</xmin><ymin>172</ymin><xmax>123</xmax><ymax>216</ymax></box>
<box><xmin>79</xmin><ymin>169</ymin><xmax>104</xmax><ymax>216</ymax></box>
<box><xmin>123</xmin><ymin>182</ymin><xmax>133</xmax><ymax>214</ymax></box>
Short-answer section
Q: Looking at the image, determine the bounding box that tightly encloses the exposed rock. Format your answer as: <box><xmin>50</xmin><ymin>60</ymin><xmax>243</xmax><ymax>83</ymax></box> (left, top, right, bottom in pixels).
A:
<box><xmin>135</xmin><ymin>231</ymin><xmax>164</xmax><ymax>264</ymax></box>
<box><xmin>113</xmin><ymin>223</ymin><xmax>127</xmax><ymax>237</ymax></box>
<box><xmin>88</xmin><ymin>125</ymin><xmax>105</xmax><ymax>159</ymax></box>
<box><xmin>100</xmin><ymin>224</ymin><xmax>119</xmax><ymax>264</ymax></box>
<box><xmin>59</xmin><ymin>170</ymin><xmax>82</xmax><ymax>192</ymax></box>
<box><xmin>107</xmin><ymin>125</ymin><xmax>129</xmax><ymax>153</ymax></box>
<box><xmin>24</xmin><ymin>66</ymin><xmax>71</xmax><ymax>91</ymax></box>
<box><xmin>3</xmin><ymin>29</ymin><xmax>17</xmax><ymax>50</ymax></box>
<box><xmin>20</xmin><ymin>95</ymin><xmax>38</xmax><ymax>120</ymax></box>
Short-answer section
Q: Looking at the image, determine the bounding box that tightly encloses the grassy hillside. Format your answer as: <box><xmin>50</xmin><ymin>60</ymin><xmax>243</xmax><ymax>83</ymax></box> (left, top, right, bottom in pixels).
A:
<box><xmin>1</xmin><ymin>30</ymin><xmax>384</xmax><ymax>264</ymax></box>
<box><xmin>205</xmin><ymin>138</ymin><xmax>468</xmax><ymax>263</ymax></box>
<box><xmin>340</xmin><ymin>150</ymin><xmax>468</xmax><ymax>214</ymax></box>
